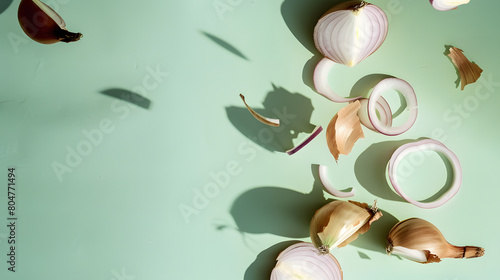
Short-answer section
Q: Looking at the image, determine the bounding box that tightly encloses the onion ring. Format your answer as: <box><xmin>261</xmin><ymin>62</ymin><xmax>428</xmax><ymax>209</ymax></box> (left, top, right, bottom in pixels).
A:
<box><xmin>367</xmin><ymin>78</ymin><xmax>418</xmax><ymax>136</ymax></box>
<box><xmin>388</xmin><ymin>139</ymin><xmax>462</xmax><ymax>209</ymax></box>
<box><xmin>318</xmin><ymin>165</ymin><xmax>355</xmax><ymax>198</ymax></box>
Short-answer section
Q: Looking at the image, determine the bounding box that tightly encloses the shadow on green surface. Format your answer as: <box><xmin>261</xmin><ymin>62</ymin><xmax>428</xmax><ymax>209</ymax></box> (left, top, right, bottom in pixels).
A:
<box><xmin>226</xmin><ymin>84</ymin><xmax>316</xmax><ymax>153</ymax></box>
<box><xmin>100</xmin><ymin>88</ymin><xmax>151</xmax><ymax>109</ymax></box>
<box><xmin>349</xmin><ymin>208</ymin><xmax>400</xmax><ymax>255</ymax></box>
<box><xmin>201</xmin><ymin>31</ymin><xmax>248</xmax><ymax>61</ymax></box>
<box><xmin>281</xmin><ymin>0</ymin><xmax>346</xmax><ymax>55</ymax></box>
<box><xmin>0</xmin><ymin>0</ymin><xmax>13</xmax><ymax>14</ymax></box>
<box><xmin>230</xmin><ymin>165</ymin><xmax>329</xmax><ymax>238</ymax></box>
<box><xmin>244</xmin><ymin>240</ymin><xmax>298</xmax><ymax>280</ymax></box>
<box><xmin>354</xmin><ymin>139</ymin><xmax>421</xmax><ymax>202</ymax></box>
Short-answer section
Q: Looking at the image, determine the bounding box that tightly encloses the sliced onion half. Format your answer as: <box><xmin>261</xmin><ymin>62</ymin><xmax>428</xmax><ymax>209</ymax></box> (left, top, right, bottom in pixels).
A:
<box><xmin>430</xmin><ymin>0</ymin><xmax>470</xmax><ymax>11</ymax></box>
<box><xmin>271</xmin><ymin>242</ymin><xmax>343</xmax><ymax>280</ymax></box>
<box><xmin>240</xmin><ymin>94</ymin><xmax>280</xmax><ymax>127</ymax></box>
<box><xmin>318</xmin><ymin>165</ymin><xmax>355</xmax><ymax>198</ymax></box>
<box><xmin>286</xmin><ymin>126</ymin><xmax>323</xmax><ymax>155</ymax></box>
<box><xmin>388</xmin><ymin>139</ymin><xmax>462</xmax><ymax>209</ymax></box>
<box><xmin>367</xmin><ymin>78</ymin><xmax>418</xmax><ymax>136</ymax></box>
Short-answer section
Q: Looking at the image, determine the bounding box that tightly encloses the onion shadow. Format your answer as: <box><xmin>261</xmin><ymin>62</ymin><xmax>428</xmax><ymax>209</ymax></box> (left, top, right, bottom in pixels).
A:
<box><xmin>201</xmin><ymin>31</ymin><xmax>249</xmax><ymax>61</ymax></box>
<box><xmin>244</xmin><ymin>240</ymin><xmax>298</xmax><ymax>280</ymax></box>
<box><xmin>281</xmin><ymin>0</ymin><xmax>346</xmax><ymax>55</ymax></box>
<box><xmin>354</xmin><ymin>139</ymin><xmax>423</xmax><ymax>202</ymax></box>
<box><xmin>0</xmin><ymin>0</ymin><xmax>13</xmax><ymax>15</ymax></box>
<box><xmin>229</xmin><ymin>165</ymin><xmax>330</xmax><ymax>238</ymax></box>
<box><xmin>226</xmin><ymin>84</ymin><xmax>316</xmax><ymax>153</ymax></box>
<box><xmin>100</xmin><ymin>88</ymin><xmax>151</xmax><ymax>109</ymax></box>
<box><xmin>349</xmin><ymin>208</ymin><xmax>400</xmax><ymax>255</ymax></box>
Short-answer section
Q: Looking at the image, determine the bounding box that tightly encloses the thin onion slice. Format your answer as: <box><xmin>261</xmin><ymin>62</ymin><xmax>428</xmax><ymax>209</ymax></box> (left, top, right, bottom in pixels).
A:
<box><xmin>271</xmin><ymin>242</ymin><xmax>343</xmax><ymax>280</ymax></box>
<box><xmin>357</xmin><ymin>97</ymin><xmax>392</xmax><ymax>131</ymax></box>
<box><xmin>367</xmin><ymin>78</ymin><xmax>418</xmax><ymax>136</ymax></box>
<box><xmin>239</xmin><ymin>94</ymin><xmax>280</xmax><ymax>127</ymax></box>
<box><xmin>313</xmin><ymin>57</ymin><xmax>362</xmax><ymax>103</ymax></box>
<box><xmin>318</xmin><ymin>165</ymin><xmax>355</xmax><ymax>198</ymax></box>
<box><xmin>286</xmin><ymin>126</ymin><xmax>323</xmax><ymax>155</ymax></box>
<box><xmin>388</xmin><ymin>139</ymin><xmax>462</xmax><ymax>209</ymax></box>
<box><xmin>430</xmin><ymin>0</ymin><xmax>470</xmax><ymax>11</ymax></box>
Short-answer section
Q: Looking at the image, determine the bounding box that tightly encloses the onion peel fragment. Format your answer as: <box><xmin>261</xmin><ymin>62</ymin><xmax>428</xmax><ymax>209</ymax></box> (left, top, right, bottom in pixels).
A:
<box><xmin>326</xmin><ymin>101</ymin><xmax>365</xmax><ymax>161</ymax></box>
<box><xmin>239</xmin><ymin>94</ymin><xmax>280</xmax><ymax>127</ymax></box>
<box><xmin>447</xmin><ymin>46</ymin><xmax>483</xmax><ymax>90</ymax></box>
<box><xmin>285</xmin><ymin>126</ymin><xmax>323</xmax><ymax>155</ymax></box>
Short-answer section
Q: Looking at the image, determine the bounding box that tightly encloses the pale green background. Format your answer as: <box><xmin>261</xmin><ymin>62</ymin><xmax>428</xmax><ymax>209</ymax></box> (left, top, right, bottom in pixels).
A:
<box><xmin>0</xmin><ymin>0</ymin><xmax>498</xmax><ymax>279</ymax></box>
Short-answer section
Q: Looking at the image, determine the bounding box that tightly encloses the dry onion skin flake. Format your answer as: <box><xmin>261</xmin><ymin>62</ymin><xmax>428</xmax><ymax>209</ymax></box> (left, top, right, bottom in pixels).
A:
<box><xmin>310</xmin><ymin>200</ymin><xmax>382</xmax><ymax>254</ymax></box>
<box><xmin>326</xmin><ymin>101</ymin><xmax>365</xmax><ymax>161</ymax></box>
<box><xmin>239</xmin><ymin>94</ymin><xmax>280</xmax><ymax>127</ymax></box>
<box><xmin>388</xmin><ymin>139</ymin><xmax>462</xmax><ymax>209</ymax></box>
<box><xmin>18</xmin><ymin>0</ymin><xmax>82</xmax><ymax>44</ymax></box>
<box><xmin>430</xmin><ymin>0</ymin><xmax>470</xmax><ymax>11</ymax></box>
<box><xmin>313</xmin><ymin>1</ymin><xmax>388</xmax><ymax>102</ymax></box>
<box><xmin>271</xmin><ymin>242</ymin><xmax>343</xmax><ymax>280</ymax></box>
<box><xmin>387</xmin><ymin>218</ymin><xmax>485</xmax><ymax>263</ymax></box>
<box><xmin>447</xmin><ymin>46</ymin><xmax>483</xmax><ymax>90</ymax></box>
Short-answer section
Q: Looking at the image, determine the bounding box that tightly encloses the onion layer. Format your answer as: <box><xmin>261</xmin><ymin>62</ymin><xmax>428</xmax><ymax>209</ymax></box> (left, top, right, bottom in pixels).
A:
<box><xmin>318</xmin><ymin>165</ymin><xmax>355</xmax><ymax>198</ymax></box>
<box><xmin>286</xmin><ymin>126</ymin><xmax>323</xmax><ymax>155</ymax></box>
<box><xmin>367</xmin><ymin>78</ymin><xmax>418</xmax><ymax>136</ymax></box>
<box><xmin>430</xmin><ymin>0</ymin><xmax>470</xmax><ymax>11</ymax></box>
<box><xmin>388</xmin><ymin>139</ymin><xmax>462</xmax><ymax>209</ymax></box>
<box><xmin>271</xmin><ymin>242</ymin><xmax>343</xmax><ymax>280</ymax></box>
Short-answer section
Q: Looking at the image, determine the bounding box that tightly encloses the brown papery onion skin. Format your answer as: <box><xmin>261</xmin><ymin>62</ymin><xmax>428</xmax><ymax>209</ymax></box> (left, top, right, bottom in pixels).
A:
<box><xmin>387</xmin><ymin>218</ymin><xmax>484</xmax><ymax>263</ymax></box>
<box><xmin>18</xmin><ymin>0</ymin><xmax>81</xmax><ymax>44</ymax></box>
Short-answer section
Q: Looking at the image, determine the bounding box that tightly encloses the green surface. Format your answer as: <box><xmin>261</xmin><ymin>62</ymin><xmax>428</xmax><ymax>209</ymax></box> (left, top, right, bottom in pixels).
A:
<box><xmin>1</xmin><ymin>0</ymin><xmax>499</xmax><ymax>279</ymax></box>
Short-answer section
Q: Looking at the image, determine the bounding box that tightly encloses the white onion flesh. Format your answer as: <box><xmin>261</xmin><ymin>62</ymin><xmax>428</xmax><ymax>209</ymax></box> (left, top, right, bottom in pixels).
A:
<box><xmin>271</xmin><ymin>242</ymin><xmax>343</xmax><ymax>280</ymax></box>
<box><xmin>388</xmin><ymin>139</ymin><xmax>462</xmax><ymax>209</ymax></box>
<box><xmin>367</xmin><ymin>78</ymin><xmax>418</xmax><ymax>136</ymax></box>
<box><xmin>314</xmin><ymin>1</ymin><xmax>388</xmax><ymax>67</ymax></box>
<box><xmin>357</xmin><ymin>97</ymin><xmax>392</xmax><ymax>131</ymax></box>
<box><xmin>430</xmin><ymin>0</ymin><xmax>470</xmax><ymax>11</ymax></box>
<box><xmin>313</xmin><ymin>58</ymin><xmax>363</xmax><ymax>103</ymax></box>
<box><xmin>318</xmin><ymin>165</ymin><xmax>355</xmax><ymax>198</ymax></box>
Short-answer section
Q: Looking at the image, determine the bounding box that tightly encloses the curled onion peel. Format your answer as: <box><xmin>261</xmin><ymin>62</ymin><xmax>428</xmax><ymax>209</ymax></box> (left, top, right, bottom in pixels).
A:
<box><xmin>357</xmin><ymin>97</ymin><xmax>392</xmax><ymax>131</ymax></box>
<box><xmin>367</xmin><ymin>78</ymin><xmax>418</xmax><ymax>136</ymax></box>
<box><xmin>286</xmin><ymin>126</ymin><xmax>323</xmax><ymax>155</ymax></box>
<box><xmin>430</xmin><ymin>0</ymin><xmax>470</xmax><ymax>11</ymax></box>
<box><xmin>318</xmin><ymin>165</ymin><xmax>355</xmax><ymax>198</ymax></box>
<box><xmin>388</xmin><ymin>139</ymin><xmax>462</xmax><ymax>209</ymax></box>
<box><xmin>239</xmin><ymin>94</ymin><xmax>280</xmax><ymax>127</ymax></box>
<box><xmin>271</xmin><ymin>242</ymin><xmax>343</xmax><ymax>280</ymax></box>
<box><xmin>447</xmin><ymin>46</ymin><xmax>483</xmax><ymax>90</ymax></box>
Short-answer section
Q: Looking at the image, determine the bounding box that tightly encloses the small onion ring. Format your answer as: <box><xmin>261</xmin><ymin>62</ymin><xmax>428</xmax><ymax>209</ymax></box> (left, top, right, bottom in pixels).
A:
<box><xmin>313</xmin><ymin>57</ymin><xmax>362</xmax><ymax>103</ymax></box>
<box><xmin>318</xmin><ymin>165</ymin><xmax>355</xmax><ymax>198</ymax></box>
<box><xmin>367</xmin><ymin>78</ymin><xmax>418</xmax><ymax>136</ymax></box>
<box><xmin>357</xmin><ymin>96</ymin><xmax>393</xmax><ymax>131</ymax></box>
<box><xmin>271</xmin><ymin>242</ymin><xmax>343</xmax><ymax>280</ymax></box>
<box><xmin>388</xmin><ymin>139</ymin><xmax>462</xmax><ymax>209</ymax></box>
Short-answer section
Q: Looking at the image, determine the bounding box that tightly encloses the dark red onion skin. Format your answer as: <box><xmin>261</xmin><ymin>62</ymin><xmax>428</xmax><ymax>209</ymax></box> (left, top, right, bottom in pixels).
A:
<box><xmin>18</xmin><ymin>0</ymin><xmax>81</xmax><ymax>44</ymax></box>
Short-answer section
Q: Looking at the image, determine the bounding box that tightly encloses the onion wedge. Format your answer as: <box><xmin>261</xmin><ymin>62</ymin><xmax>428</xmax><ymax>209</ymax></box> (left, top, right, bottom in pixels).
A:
<box><xmin>430</xmin><ymin>0</ymin><xmax>470</xmax><ymax>11</ymax></box>
<box><xmin>387</xmin><ymin>139</ymin><xmax>462</xmax><ymax>209</ymax></box>
<box><xmin>286</xmin><ymin>126</ymin><xmax>323</xmax><ymax>155</ymax></box>
<box><xmin>271</xmin><ymin>242</ymin><xmax>343</xmax><ymax>280</ymax></box>
<box><xmin>239</xmin><ymin>94</ymin><xmax>280</xmax><ymax>127</ymax></box>
<box><xmin>318</xmin><ymin>165</ymin><xmax>355</xmax><ymax>198</ymax></box>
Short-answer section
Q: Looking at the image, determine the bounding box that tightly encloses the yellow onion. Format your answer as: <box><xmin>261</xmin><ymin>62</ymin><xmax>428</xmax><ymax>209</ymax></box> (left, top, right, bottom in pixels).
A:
<box><xmin>386</xmin><ymin>218</ymin><xmax>485</xmax><ymax>263</ymax></box>
<box><xmin>18</xmin><ymin>0</ymin><xmax>81</xmax><ymax>44</ymax></box>
<box><xmin>310</xmin><ymin>200</ymin><xmax>382</xmax><ymax>254</ymax></box>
